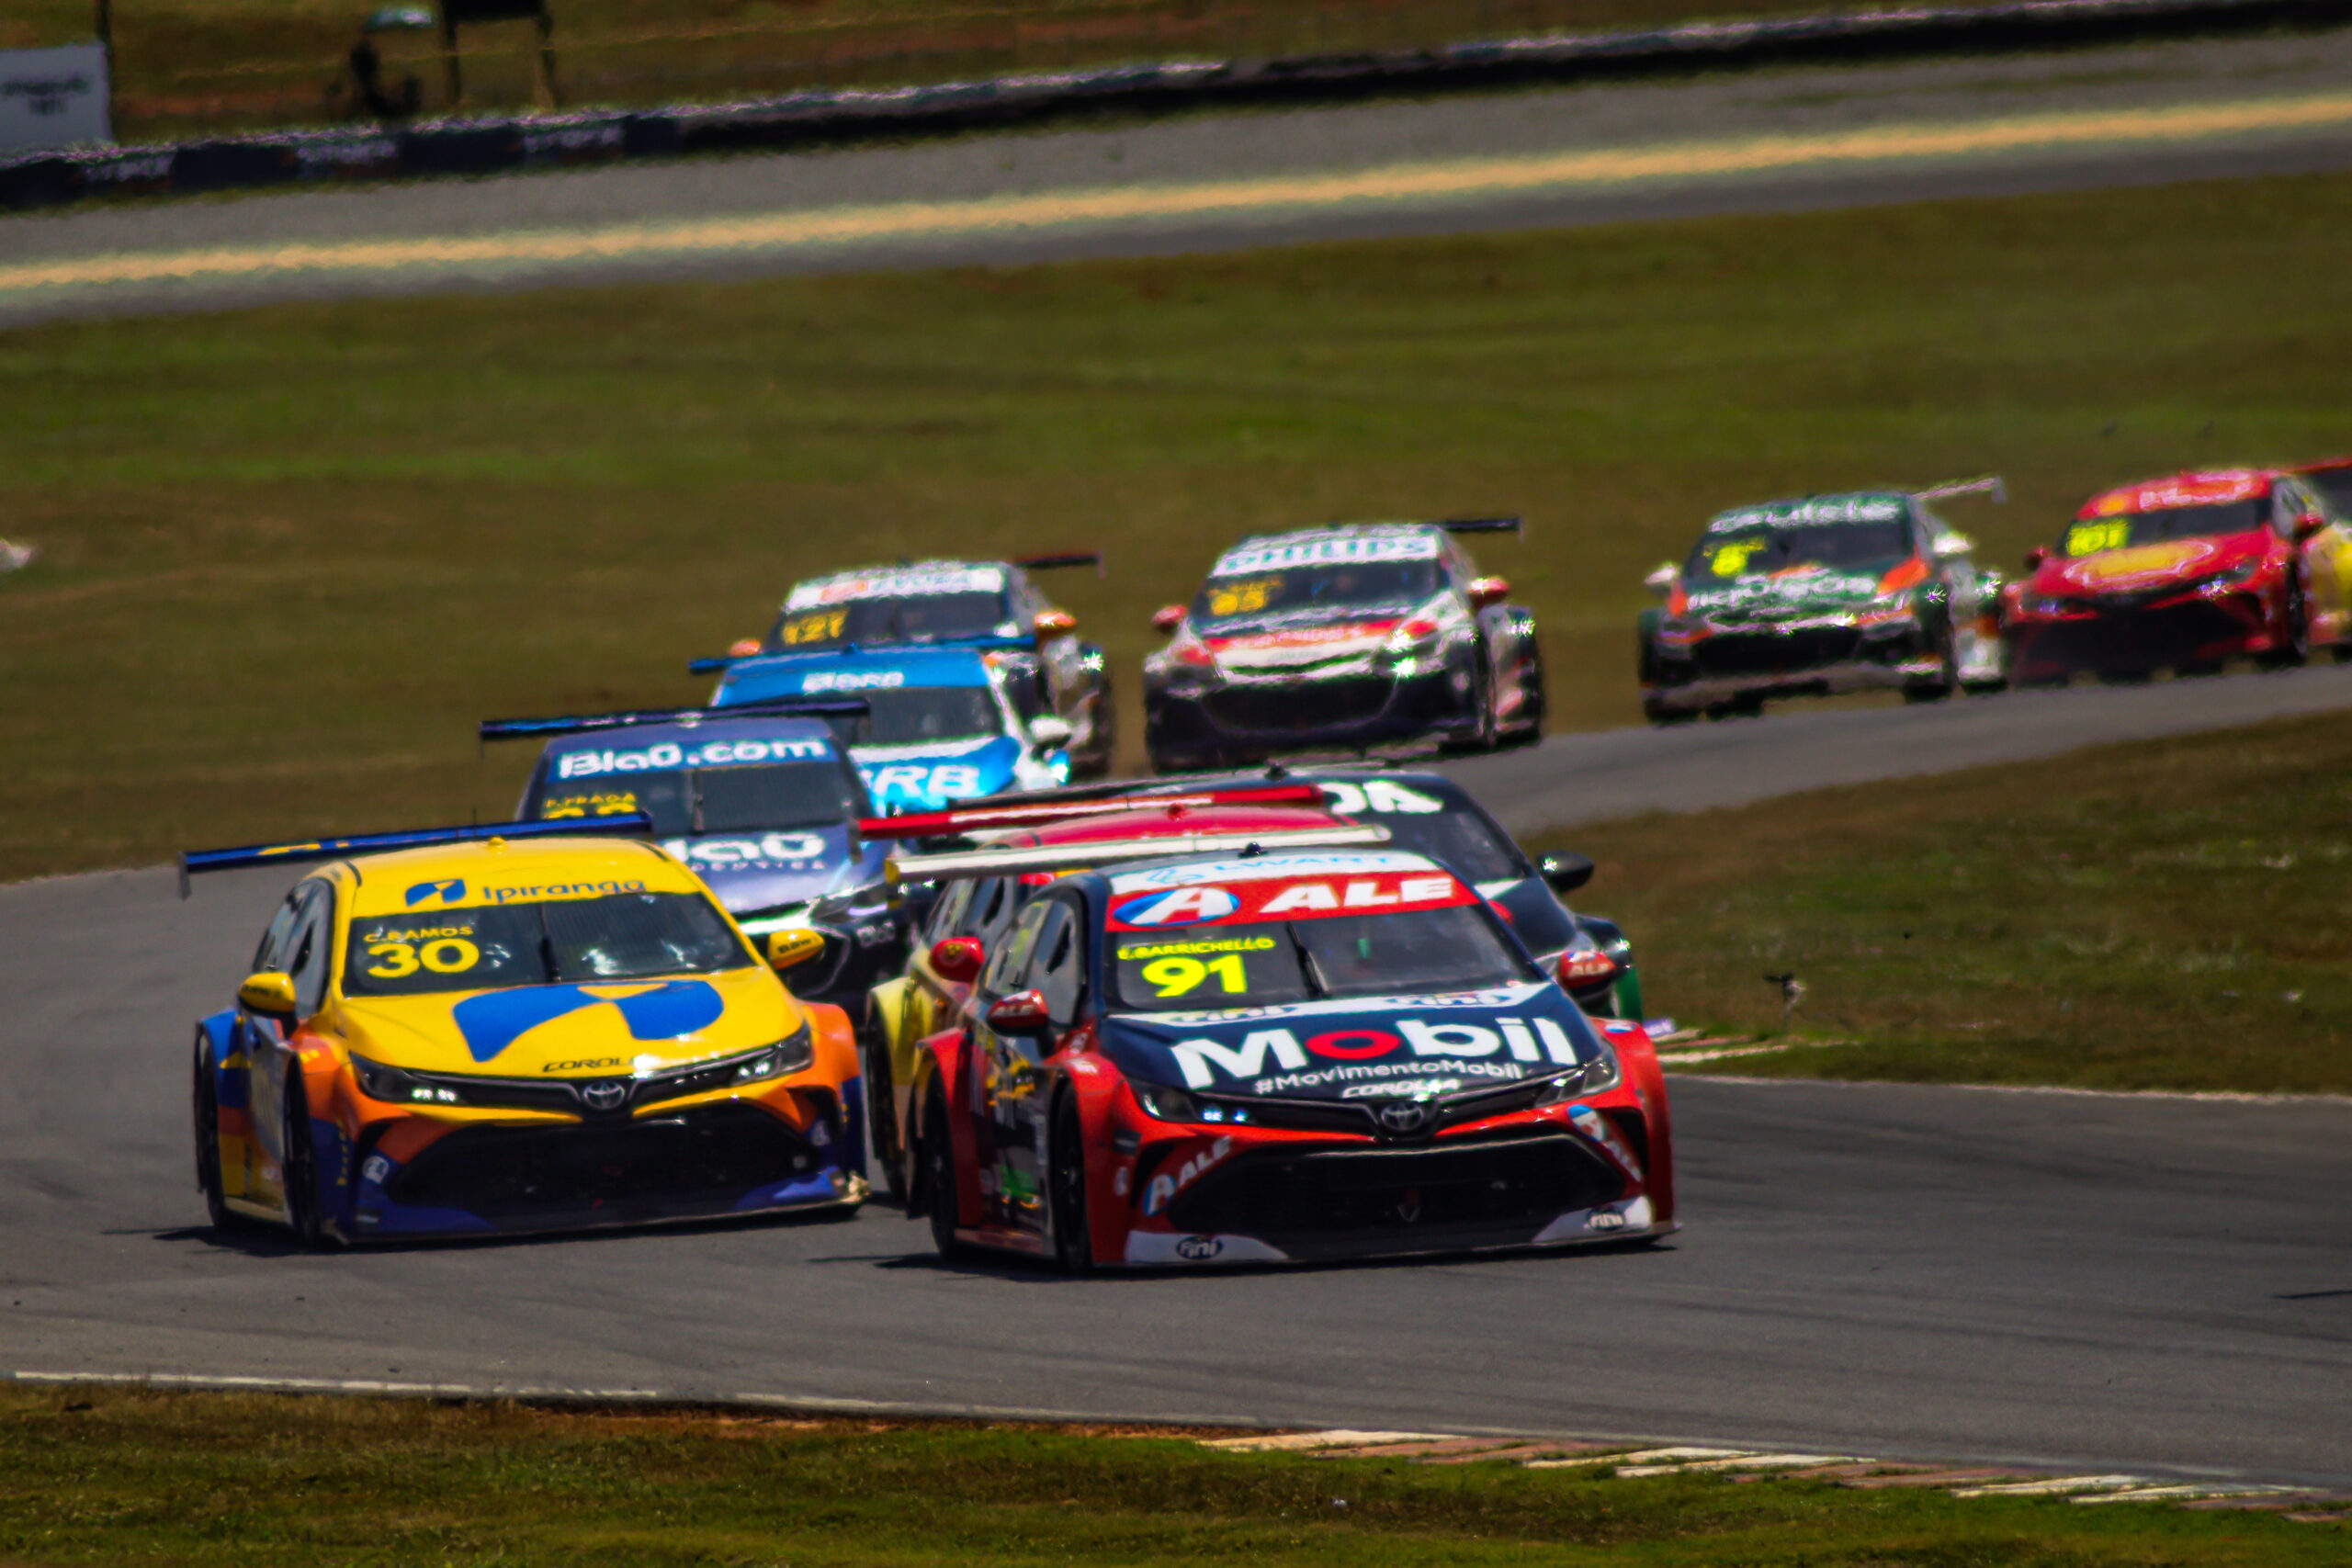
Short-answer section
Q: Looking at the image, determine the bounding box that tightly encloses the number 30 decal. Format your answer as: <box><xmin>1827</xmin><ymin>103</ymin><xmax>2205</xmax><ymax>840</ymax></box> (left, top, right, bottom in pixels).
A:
<box><xmin>365</xmin><ymin>938</ymin><xmax>481</xmax><ymax>978</ymax></box>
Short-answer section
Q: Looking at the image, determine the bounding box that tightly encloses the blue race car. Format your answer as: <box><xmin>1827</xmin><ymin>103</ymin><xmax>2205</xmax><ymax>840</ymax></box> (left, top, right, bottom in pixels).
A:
<box><xmin>710</xmin><ymin>647</ymin><xmax>1073</xmax><ymax>814</ymax></box>
<box><xmin>481</xmin><ymin>706</ymin><xmax>903</xmax><ymax>1006</ymax></box>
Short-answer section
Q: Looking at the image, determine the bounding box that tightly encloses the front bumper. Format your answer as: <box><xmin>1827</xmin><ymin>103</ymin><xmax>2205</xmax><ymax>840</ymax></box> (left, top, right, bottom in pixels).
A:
<box><xmin>2006</xmin><ymin>589</ymin><xmax>2275</xmax><ymax>681</ymax></box>
<box><xmin>1109</xmin><ymin>1110</ymin><xmax>1668</xmax><ymax>1267</ymax></box>
<box><xmin>1146</xmin><ymin>660</ymin><xmax>1476</xmax><ymax>765</ymax></box>
<box><xmin>1644</xmin><ymin>618</ymin><xmax>1941</xmax><ymax>713</ymax></box>
<box><xmin>342</xmin><ymin>1085</ymin><xmax>864</xmax><ymax>1239</ymax></box>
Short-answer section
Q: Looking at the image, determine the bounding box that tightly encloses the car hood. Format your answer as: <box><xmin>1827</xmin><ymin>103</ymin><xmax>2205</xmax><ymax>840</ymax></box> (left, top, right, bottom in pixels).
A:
<box><xmin>2027</xmin><ymin>530</ymin><xmax>2267</xmax><ymax>597</ymax></box>
<box><xmin>333</xmin><ymin>964</ymin><xmax>797</xmax><ymax>1075</ymax></box>
<box><xmin>1202</xmin><ymin>610</ymin><xmax>1410</xmax><ymax>671</ymax></box>
<box><xmin>1098</xmin><ymin>979</ymin><xmax>1602</xmax><ymax>1100</ymax></box>
<box><xmin>658</xmin><ymin>824</ymin><xmax>888</xmax><ymax>916</ymax></box>
<box><xmin>1680</xmin><ymin>559</ymin><xmax>1912</xmax><ymax>623</ymax></box>
<box><xmin>854</xmin><ymin>734</ymin><xmax>1028</xmax><ymax>812</ymax></box>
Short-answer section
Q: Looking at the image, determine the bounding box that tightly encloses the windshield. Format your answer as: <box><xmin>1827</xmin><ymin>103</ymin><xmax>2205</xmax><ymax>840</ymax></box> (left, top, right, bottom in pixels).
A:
<box><xmin>768</xmin><ymin>592</ymin><xmax>1012</xmax><ymax>650</ymax></box>
<box><xmin>1313</xmin><ymin>781</ymin><xmax>1523</xmax><ymax>883</ymax></box>
<box><xmin>838</xmin><ymin>687</ymin><xmax>1004</xmax><ymax>747</ymax></box>
<box><xmin>1192</xmin><ymin>561</ymin><xmax>1442</xmax><ymax>628</ymax></box>
<box><xmin>1689</xmin><ymin>521</ymin><xmax>1913</xmax><ymax>578</ymax></box>
<box><xmin>1113</xmin><ymin>906</ymin><xmax>1526</xmax><ymax>1011</ymax></box>
<box><xmin>2060</xmin><ymin>499</ymin><xmax>2268</xmax><ymax>557</ymax></box>
<box><xmin>527</xmin><ymin>761</ymin><xmax>865</xmax><ymax>837</ymax></box>
<box><xmin>344</xmin><ymin>892</ymin><xmax>751</xmax><ymax>997</ymax></box>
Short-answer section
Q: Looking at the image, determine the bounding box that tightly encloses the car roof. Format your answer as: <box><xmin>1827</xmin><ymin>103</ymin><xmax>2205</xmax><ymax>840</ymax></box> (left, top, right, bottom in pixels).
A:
<box><xmin>1704</xmin><ymin>492</ymin><xmax>1911</xmax><ymax>532</ymax></box>
<box><xmin>1012</xmin><ymin>802</ymin><xmax>1342</xmax><ymax>848</ymax></box>
<box><xmin>537</xmin><ymin>714</ymin><xmax>839</xmax><ymax>760</ymax></box>
<box><xmin>333</xmin><ymin>838</ymin><xmax>693</xmax><ymax>919</ymax></box>
<box><xmin>782</xmin><ymin>561</ymin><xmax>1012</xmax><ymax>607</ymax></box>
<box><xmin>2077</xmin><ymin>468</ymin><xmax>2275</xmax><ymax>518</ymax></box>
<box><xmin>1207</xmin><ymin>523</ymin><xmax>1446</xmax><ymax>577</ymax></box>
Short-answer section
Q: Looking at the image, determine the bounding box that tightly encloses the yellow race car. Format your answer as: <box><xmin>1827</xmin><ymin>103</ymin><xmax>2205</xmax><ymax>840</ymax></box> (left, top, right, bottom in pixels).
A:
<box><xmin>184</xmin><ymin>816</ymin><xmax>865</xmax><ymax>1244</ymax></box>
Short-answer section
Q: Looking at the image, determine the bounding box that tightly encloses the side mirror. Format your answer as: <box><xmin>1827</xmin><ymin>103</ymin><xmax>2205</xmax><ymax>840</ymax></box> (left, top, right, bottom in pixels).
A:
<box><xmin>1538</xmin><ymin>852</ymin><xmax>1594</xmax><ymax>895</ymax></box>
<box><xmin>2024</xmin><ymin>547</ymin><xmax>2050</xmax><ymax>570</ymax></box>
<box><xmin>1467</xmin><ymin>575</ymin><xmax>1510</xmax><ymax>611</ymax></box>
<box><xmin>1151</xmin><ymin>604</ymin><xmax>1186</xmax><ymax>635</ymax></box>
<box><xmin>764</xmin><ymin>929</ymin><xmax>827</xmax><ymax>971</ymax></box>
<box><xmin>1932</xmin><ymin>531</ymin><xmax>1975</xmax><ymax>559</ymax></box>
<box><xmin>986</xmin><ymin>988</ymin><xmax>1053</xmax><ymax>1036</ymax></box>
<box><xmin>1029</xmin><ymin>715</ymin><xmax>1074</xmax><ymax>750</ymax></box>
<box><xmin>2296</xmin><ymin>512</ymin><xmax>2328</xmax><ymax>542</ymax></box>
<box><xmin>1033</xmin><ymin>608</ymin><xmax>1078</xmax><ymax>638</ymax></box>
<box><xmin>237</xmin><ymin>971</ymin><xmax>298</xmax><ymax>1015</ymax></box>
<box><xmin>929</xmin><ymin>935</ymin><xmax>985</xmax><ymax>985</ymax></box>
<box><xmin>727</xmin><ymin>637</ymin><xmax>763</xmax><ymax>658</ymax></box>
<box><xmin>1643</xmin><ymin>563</ymin><xmax>1677</xmax><ymax>599</ymax></box>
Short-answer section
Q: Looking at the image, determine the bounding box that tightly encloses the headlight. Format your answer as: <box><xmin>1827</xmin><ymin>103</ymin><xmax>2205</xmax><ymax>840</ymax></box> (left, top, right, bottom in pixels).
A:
<box><xmin>1534</xmin><ymin>1045</ymin><xmax>1622</xmax><ymax>1102</ymax></box>
<box><xmin>2199</xmin><ymin>559</ymin><xmax>2264</xmax><ymax>592</ymax></box>
<box><xmin>1132</xmin><ymin>1082</ymin><xmax>1200</xmax><ymax>1122</ymax></box>
<box><xmin>738</xmin><ymin>1028</ymin><xmax>816</xmax><ymax>1083</ymax></box>
<box><xmin>351</xmin><ymin>1055</ymin><xmax>462</xmax><ymax>1106</ymax></box>
<box><xmin>2019</xmin><ymin>593</ymin><xmax>2071</xmax><ymax>616</ymax></box>
<box><xmin>1382</xmin><ymin>615</ymin><xmax>1443</xmax><ymax>664</ymax></box>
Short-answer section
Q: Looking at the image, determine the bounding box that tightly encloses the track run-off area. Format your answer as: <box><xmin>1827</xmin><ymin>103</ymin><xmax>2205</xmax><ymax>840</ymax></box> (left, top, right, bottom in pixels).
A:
<box><xmin>7</xmin><ymin>671</ymin><xmax>2352</xmax><ymax>1487</ymax></box>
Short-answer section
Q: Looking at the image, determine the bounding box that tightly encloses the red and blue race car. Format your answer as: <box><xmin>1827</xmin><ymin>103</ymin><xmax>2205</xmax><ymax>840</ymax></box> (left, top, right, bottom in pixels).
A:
<box><xmin>893</xmin><ymin>841</ymin><xmax>1675</xmax><ymax>1268</ymax></box>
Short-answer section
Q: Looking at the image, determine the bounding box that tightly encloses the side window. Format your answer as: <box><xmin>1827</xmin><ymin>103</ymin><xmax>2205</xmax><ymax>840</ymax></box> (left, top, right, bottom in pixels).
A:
<box><xmin>924</xmin><ymin>879</ymin><xmax>974</xmax><ymax>946</ymax></box>
<box><xmin>982</xmin><ymin>899</ymin><xmax>1052</xmax><ymax>998</ymax></box>
<box><xmin>2274</xmin><ymin>483</ymin><xmax>2304</xmax><ymax>536</ymax></box>
<box><xmin>284</xmin><ymin>883</ymin><xmax>335</xmax><ymax>1019</ymax></box>
<box><xmin>252</xmin><ymin>895</ymin><xmax>302</xmax><ymax>973</ymax></box>
<box><xmin>967</xmin><ymin>875</ymin><xmax>1027</xmax><ymax>953</ymax></box>
<box><xmin>1024</xmin><ymin>900</ymin><xmax>1084</xmax><ymax>1028</ymax></box>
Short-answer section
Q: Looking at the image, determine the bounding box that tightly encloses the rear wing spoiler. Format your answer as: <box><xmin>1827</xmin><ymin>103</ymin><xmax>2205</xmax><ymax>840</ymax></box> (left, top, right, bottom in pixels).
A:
<box><xmin>857</xmin><ymin>784</ymin><xmax>1329</xmax><ymax>841</ymax></box>
<box><xmin>889</xmin><ymin>824</ymin><xmax>1389</xmax><ymax>883</ymax></box>
<box><xmin>1012</xmin><ymin>551</ymin><xmax>1105</xmax><ymax>577</ymax></box>
<box><xmin>479</xmin><ymin>697</ymin><xmax>867</xmax><ymax>746</ymax></box>
<box><xmin>177</xmin><ymin>812</ymin><xmax>656</xmax><ymax>898</ymax></box>
<box><xmin>1437</xmin><ymin>516</ymin><xmax>1523</xmax><ymax>537</ymax></box>
<box><xmin>1915</xmin><ymin>476</ymin><xmax>2007</xmax><ymax>503</ymax></box>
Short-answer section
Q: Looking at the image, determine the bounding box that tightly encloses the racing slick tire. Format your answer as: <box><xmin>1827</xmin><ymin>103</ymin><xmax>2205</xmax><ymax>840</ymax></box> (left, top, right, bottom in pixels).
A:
<box><xmin>918</xmin><ymin>1080</ymin><xmax>968</xmax><ymax>1260</ymax></box>
<box><xmin>860</xmin><ymin>1011</ymin><xmax>907</xmax><ymax>1203</ymax></box>
<box><xmin>1902</xmin><ymin>622</ymin><xmax>1960</xmax><ymax>704</ymax></box>
<box><xmin>1079</xmin><ymin>671</ymin><xmax>1116</xmax><ymax>780</ymax></box>
<box><xmin>2258</xmin><ymin>576</ymin><xmax>2312</xmax><ymax>670</ymax></box>
<box><xmin>1437</xmin><ymin>655</ymin><xmax>1501</xmax><ymax>755</ymax></box>
<box><xmin>279</xmin><ymin>1073</ymin><xmax>327</xmax><ymax>1250</ymax></box>
<box><xmin>1498</xmin><ymin>641</ymin><xmax>1546</xmax><ymax>748</ymax></box>
<box><xmin>1709</xmin><ymin>693</ymin><xmax>1765</xmax><ymax>721</ymax></box>
<box><xmin>1048</xmin><ymin>1094</ymin><xmax>1093</xmax><ymax>1273</ymax></box>
<box><xmin>192</xmin><ymin>1035</ymin><xmax>253</xmax><ymax>1236</ymax></box>
<box><xmin>1643</xmin><ymin>698</ymin><xmax>1698</xmax><ymax>726</ymax></box>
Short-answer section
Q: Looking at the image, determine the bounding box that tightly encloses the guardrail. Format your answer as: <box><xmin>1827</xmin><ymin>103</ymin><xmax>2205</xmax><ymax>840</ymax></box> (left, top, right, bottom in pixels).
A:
<box><xmin>3</xmin><ymin>0</ymin><xmax>2345</xmax><ymax>211</ymax></box>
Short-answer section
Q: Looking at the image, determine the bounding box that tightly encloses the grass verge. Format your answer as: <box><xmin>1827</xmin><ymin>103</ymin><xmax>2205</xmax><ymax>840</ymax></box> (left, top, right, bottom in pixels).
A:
<box><xmin>1550</xmin><ymin>708</ymin><xmax>2352</xmax><ymax>1095</ymax></box>
<box><xmin>0</xmin><ymin>1388</ymin><xmax>2337</xmax><ymax>1564</ymax></box>
<box><xmin>4</xmin><ymin>172</ymin><xmax>2351</xmax><ymax>883</ymax></box>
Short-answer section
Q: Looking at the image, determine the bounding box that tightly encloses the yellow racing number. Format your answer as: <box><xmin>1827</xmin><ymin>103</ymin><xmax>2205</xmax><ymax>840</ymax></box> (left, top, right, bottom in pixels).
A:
<box><xmin>779</xmin><ymin>608</ymin><xmax>849</xmax><ymax>646</ymax></box>
<box><xmin>1140</xmin><ymin>954</ymin><xmax>1248</xmax><ymax>998</ymax></box>
<box><xmin>1709</xmin><ymin>541</ymin><xmax>1763</xmax><ymax>577</ymax></box>
<box><xmin>1208</xmin><ymin>578</ymin><xmax>1279</xmax><ymax>617</ymax></box>
<box><xmin>364</xmin><ymin>938</ymin><xmax>481</xmax><ymax>978</ymax></box>
<box><xmin>2065</xmin><ymin>519</ymin><xmax>2130</xmax><ymax>557</ymax></box>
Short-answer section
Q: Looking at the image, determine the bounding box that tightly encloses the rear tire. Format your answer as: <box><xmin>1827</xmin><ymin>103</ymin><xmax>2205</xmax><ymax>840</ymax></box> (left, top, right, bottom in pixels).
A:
<box><xmin>1049</xmin><ymin>1096</ymin><xmax>1093</xmax><ymax>1274</ymax></box>
<box><xmin>279</xmin><ymin>1074</ymin><xmax>326</xmax><ymax>1250</ymax></box>
<box><xmin>919</xmin><ymin>1080</ymin><xmax>967</xmax><ymax>1260</ymax></box>
<box><xmin>2259</xmin><ymin>576</ymin><xmax>2312</xmax><ymax>669</ymax></box>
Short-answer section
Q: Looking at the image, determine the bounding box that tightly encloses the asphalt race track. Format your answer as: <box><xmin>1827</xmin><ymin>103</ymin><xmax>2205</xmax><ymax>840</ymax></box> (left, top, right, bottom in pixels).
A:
<box><xmin>6</xmin><ymin>28</ymin><xmax>2352</xmax><ymax>323</ymax></box>
<box><xmin>6</xmin><ymin>671</ymin><xmax>2352</xmax><ymax>1484</ymax></box>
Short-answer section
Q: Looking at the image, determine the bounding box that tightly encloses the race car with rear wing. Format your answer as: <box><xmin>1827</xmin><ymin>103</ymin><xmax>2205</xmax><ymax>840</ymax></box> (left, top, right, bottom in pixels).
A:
<box><xmin>180</xmin><ymin>817</ymin><xmax>866</xmax><ymax>1244</ymax></box>
<box><xmin>708</xmin><ymin>646</ymin><xmax>1073</xmax><ymax>813</ymax></box>
<box><xmin>2004</xmin><ymin>468</ymin><xmax>2352</xmax><ymax>682</ymax></box>
<box><xmin>892</xmin><ymin>840</ymin><xmax>1675</xmax><ymax>1268</ymax></box>
<box><xmin>707</xmin><ymin>556</ymin><xmax>1114</xmax><ymax>777</ymax></box>
<box><xmin>854</xmin><ymin>785</ymin><xmax>1362</xmax><ymax>1196</ymax></box>
<box><xmin>1143</xmin><ymin>519</ymin><xmax>1544</xmax><ymax>771</ymax></box>
<box><xmin>479</xmin><ymin>701</ymin><xmax>902</xmax><ymax>1006</ymax></box>
<box><xmin>1638</xmin><ymin>481</ymin><xmax>2008</xmax><ymax>721</ymax></box>
<box><xmin>1143</xmin><ymin>769</ymin><xmax>1641</xmax><ymax>1021</ymax></box>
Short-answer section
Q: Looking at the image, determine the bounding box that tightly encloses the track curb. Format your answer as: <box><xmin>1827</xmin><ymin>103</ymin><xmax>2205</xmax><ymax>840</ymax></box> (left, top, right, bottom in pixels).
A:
<box><xmin>4</xmin><ymin>0</ymin><xmax>2347</xmax><ymax>212</ymax></box>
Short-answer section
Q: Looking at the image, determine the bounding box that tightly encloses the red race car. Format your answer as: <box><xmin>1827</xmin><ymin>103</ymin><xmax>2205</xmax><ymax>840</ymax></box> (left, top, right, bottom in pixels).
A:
<box><xmin>2004</xmin><ymin>468</ymin><xmax>2352</xmax><ymax>683</ymax></box>
<box><xmin>892</xmin><ymin>840</ymin><xmax>1676</xmax><ymax>1269</ymax></box>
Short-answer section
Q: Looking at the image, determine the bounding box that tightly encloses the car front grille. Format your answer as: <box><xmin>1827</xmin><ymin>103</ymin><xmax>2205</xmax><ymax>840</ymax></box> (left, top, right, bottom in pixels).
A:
<box><xmin>386</xmin><ymin>1103</ymin><xmax>815</xmax><ymax>1217</ymax></box>
<box><xmin>1159</xmin><ymin>1128</ymin><xmax>1623</xmax><ymax>1259</ymax></box>
<box><xmin>1204</xmin><ymin>677</ymin><xmax>1392</xmax><ymax>733</ymax></box>
<box><xmin>1690</xmin><ymin>626</ymin><xmax>1865</xmax><ymax>677</ymax></box>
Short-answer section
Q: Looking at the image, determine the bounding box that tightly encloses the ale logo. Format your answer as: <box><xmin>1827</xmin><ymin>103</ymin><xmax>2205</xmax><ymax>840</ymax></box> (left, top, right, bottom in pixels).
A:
<box><xmin>1114</xmin><ymin>887</ymin><xmax>1239</xmax><ymax>928</ymax></box>
<box><xmin>405</xmin><ymin>878</ymin><xmax>467</xmax><ymax>908</ymax></box>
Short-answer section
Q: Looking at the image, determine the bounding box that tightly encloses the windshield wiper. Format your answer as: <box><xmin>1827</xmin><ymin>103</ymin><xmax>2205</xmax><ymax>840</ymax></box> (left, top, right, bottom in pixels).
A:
<box><xmin>537</xmin><ymin>909</ymin><xmax>563</xmax><ymax>985</ymax></box>
<box><xmin>1282</xmin><ymin>922</ymin><xmax>1328</xmax><ymax>998</ymax></box>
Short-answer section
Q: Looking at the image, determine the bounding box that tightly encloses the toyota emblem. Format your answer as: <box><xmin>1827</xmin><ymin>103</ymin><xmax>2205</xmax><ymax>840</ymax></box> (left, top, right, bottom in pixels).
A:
<box><xmin>579</xmin><ymin>1079</ymin><xmax>629</xmax><ymax>1112</ymax></box>
<box><xmin>1376</xmin><ymin>1100</ymin><xmax>1430</xmax><ymax>1134</ymax></box>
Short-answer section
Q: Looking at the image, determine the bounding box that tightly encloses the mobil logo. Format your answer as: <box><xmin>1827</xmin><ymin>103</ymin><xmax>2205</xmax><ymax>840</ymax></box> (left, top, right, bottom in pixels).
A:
<box><xmin>1114</xmin><ymin>886</ymin><xmax>1240</xmax><ymax>928</ymax></box>
<box><xmin>1305</xmin><ymin>1029</ymin><xmax>1397</xmax><ymax>1060</ymax></box>
<box><xmin>405</xmin><ymin>878</ymin><xmax>466</xmax><ymax>908</ymax></box>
